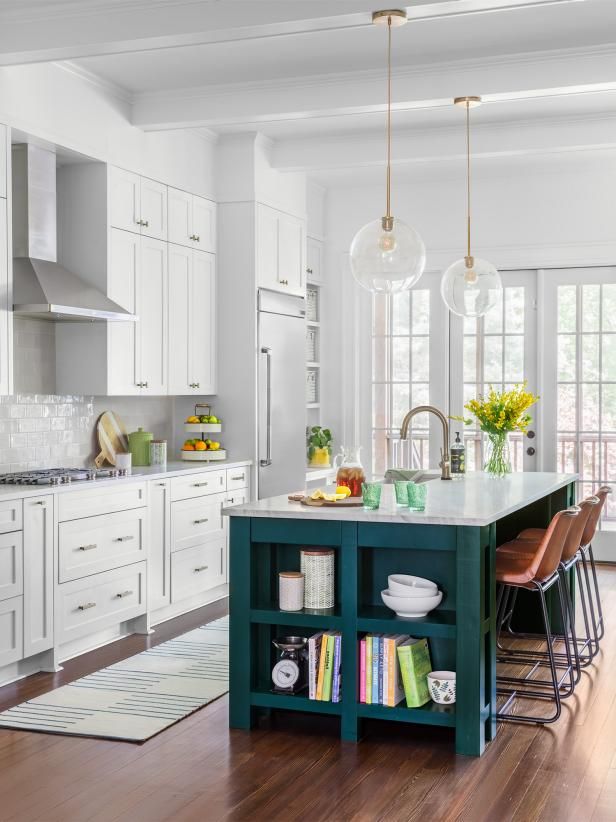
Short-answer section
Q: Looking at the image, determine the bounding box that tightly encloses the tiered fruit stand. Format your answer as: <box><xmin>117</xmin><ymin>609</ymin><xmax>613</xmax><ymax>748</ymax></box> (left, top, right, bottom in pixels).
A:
<box><xmin>181</xmin><ymin>403</ymin><xmax>227</xmax><ymax>461</ymax></box>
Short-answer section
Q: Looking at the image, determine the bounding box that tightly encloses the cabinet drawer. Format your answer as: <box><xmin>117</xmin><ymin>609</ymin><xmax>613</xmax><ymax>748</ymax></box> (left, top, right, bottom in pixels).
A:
<box><xmin>59</xmin><ymin>508</ymin><xmax>147</xmax><ymax>583</ymax></box>
<box><xmin>170</xmin><ymin>470</ymin><xmax>226</xmax><ymax>502</ymax></box>
<box><xmin>171</xmin><ymin>539</ymin><xmax>225</xmax><ymax>602</ymax></box>
<box><xmin>58</xmin><ymin>482</ymin><xmax>147</xmax><ymax>521</ymax></box>
<box><xmin>56</xmin><ymin>563</ymin><xmax>146</xmax><ymax>645</ymax></box>
<box><xmin>0</xmin><ymin>499</ymin><xmax>23</xmax><ymax>534</ymax></box>
<box><xmin>226</xmin><ymin>467</ymin><xmax>249</xmax><ymax>492</ymax></box>
<box><xmin>0</xmin><ymin>596</ymin><xmax>23</xmax><ymax>667</ymax></box>
<box><xmin>0</xmin><ymin>531</ymin><xmax>23</xmax><ymax>602</ymax></box>
<box><xmin>171</xmin><ymin>493</ymin><xmax>225</xmax><ymax>552</ymax></box>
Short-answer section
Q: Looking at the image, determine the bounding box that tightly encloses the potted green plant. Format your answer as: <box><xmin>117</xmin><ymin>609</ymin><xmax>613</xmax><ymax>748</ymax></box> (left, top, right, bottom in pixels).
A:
<box><xmin>307</xmin><ymin>426</ymin><xmax>333</xmax><ymax>467</ymax></box>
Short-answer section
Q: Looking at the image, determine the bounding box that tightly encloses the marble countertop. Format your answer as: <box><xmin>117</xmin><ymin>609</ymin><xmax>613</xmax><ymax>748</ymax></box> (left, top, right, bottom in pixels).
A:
<box><xmin>0</xmin><ymin>459</ymin><xmax>252</xmax><ymax>501</ymax></box>
<box><xmin>224</xmin><ymin>472</ymin><xmax>577</xmax><ymax>527</ymax></box>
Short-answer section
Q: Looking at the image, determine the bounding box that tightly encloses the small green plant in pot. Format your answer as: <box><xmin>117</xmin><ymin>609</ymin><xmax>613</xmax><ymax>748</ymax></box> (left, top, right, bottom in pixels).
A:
<box><xmin>307</xmin><ymin>426</ymin><xmax>333</xmax><ymax>467</ymax></box>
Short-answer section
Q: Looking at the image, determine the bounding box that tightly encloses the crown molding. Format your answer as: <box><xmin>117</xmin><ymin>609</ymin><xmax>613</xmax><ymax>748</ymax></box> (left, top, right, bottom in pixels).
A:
<box><xmin>55</xmin><ymin>60</ymin><xmax>133</xmax><ymax>103</ymax></box>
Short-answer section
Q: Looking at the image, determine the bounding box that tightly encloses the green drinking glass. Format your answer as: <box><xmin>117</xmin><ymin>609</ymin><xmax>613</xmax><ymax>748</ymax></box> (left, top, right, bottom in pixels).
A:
<box><xmin>394</xmin><ymin>480</ymin><xmax>411</xmax><ymax>506</ymax></box>
<box><xmin>407</xmin><ymin>481</ymin><xmax>427</xmax><ymax>512</ymax></box>
<box><xmin>362</xmin><ymin>482</ymin><xmax>382</xmax><ymax>510</ymax></box>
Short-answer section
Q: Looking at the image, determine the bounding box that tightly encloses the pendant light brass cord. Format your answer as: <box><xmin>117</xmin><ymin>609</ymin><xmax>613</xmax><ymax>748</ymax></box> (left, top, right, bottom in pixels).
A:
<box><xmin>385</xmin><ymin>14</ymin><xmax>392</xmax><ymax>222</ymax></box>
<box><xmin>466</xmin><ymin>100</ymin><xmax>471</xmax><ymax>261</ymax></box>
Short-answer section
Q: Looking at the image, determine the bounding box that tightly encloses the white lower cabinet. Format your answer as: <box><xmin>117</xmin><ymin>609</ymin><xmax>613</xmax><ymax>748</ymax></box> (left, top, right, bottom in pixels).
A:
<box><xmin>58</xmin><ymin>507</ymin><xmax>147</xmax><ymax>583</ymax></box>
<box><xmin>0</xmin><ymin>530</ymin><xmax>23</xmax><ymax>602</ymax></box>
<box><xmin>56</xmin><ymin>562</ymin><xmax>147</xmax><ymax>645</ymax></box>
<box><xmin>171</xmin><ymin>538</ymin><xmax>226</xmax><ymax>602</ymax></box>
<box><xmin>148</xmin><ymin>480</ymin><xmax>171</xmax><ymax>611</ymax></box>
<box><xmin>23</xmin><ymin>496</ymin><xmax>53</xmax><ymax>658</ymax></box>
<box><xmin>0</xmin><ymin>596</ymin><xmax>23</xmax><ymax>667</ymax></box>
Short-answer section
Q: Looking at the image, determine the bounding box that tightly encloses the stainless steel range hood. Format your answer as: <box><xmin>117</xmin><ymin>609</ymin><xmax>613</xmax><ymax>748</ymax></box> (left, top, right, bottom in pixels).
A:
<box><xmin>12</xmin><ymin>145</ymin><xmax>137</xmax><ymax>322</ymax></box>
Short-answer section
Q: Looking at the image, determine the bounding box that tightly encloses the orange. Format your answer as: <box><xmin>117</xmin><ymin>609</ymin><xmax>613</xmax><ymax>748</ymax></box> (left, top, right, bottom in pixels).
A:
<box><xmin>195</xmin><ymin>441</ymin><xmax>207</xmax><ymax>451</ymax></box>
<box><xmin>182</xmin><ymin>443</ymin><xmax>195</xmax><ymax>451</ymax></box>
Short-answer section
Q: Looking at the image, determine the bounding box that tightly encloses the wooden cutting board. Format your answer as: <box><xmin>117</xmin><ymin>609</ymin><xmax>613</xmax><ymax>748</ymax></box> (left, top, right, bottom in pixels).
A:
<box><xmin>300</xmin><ymin>496</ymin><xmax>364</xmax><ymax>508</ymax></box>
<box><xmin>94</xmin><ymin>411</ymin><xmax>129</xmax><ymax>468</ymax></box>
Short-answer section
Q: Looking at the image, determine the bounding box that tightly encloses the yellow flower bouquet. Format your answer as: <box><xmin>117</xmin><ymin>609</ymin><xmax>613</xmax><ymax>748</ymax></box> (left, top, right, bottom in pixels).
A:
<box><xmin>454</xmin><ymin>382</ymin><xmax>539</xmax><ymax>476</ymax></box>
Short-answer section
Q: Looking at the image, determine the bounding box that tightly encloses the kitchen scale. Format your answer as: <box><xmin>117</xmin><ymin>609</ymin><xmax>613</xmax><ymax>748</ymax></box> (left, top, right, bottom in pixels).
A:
<box><xmin>271</xmin><ymin>636</ymin><xmax>309</xmax><ymax>695</ymax></box>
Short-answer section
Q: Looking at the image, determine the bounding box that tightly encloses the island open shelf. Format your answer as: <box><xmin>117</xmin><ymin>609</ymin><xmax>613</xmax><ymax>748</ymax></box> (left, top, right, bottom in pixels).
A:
<box><xmin>226</xmin><ymin>473</ymin><xmax>577</xmax><ymax>756</ymax></box>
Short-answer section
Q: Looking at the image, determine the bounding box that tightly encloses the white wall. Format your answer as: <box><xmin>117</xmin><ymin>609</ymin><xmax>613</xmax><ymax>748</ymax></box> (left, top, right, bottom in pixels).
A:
<box><xmin>0</xmin><ymin>62</ymin><xmax>216</xmax><ymax>197</ymax></box>
<box><xmin>321</xmin><ymin>152</ymin><xmax>616</xmax><ymax>461</ymax></box>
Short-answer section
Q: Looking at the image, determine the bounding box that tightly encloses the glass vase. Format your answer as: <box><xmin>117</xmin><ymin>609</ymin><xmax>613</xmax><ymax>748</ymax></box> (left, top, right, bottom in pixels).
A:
<box><xmin>484</xmin><ymin>432</ymin><xmax>512</xmax><ymax>478</ymax></box>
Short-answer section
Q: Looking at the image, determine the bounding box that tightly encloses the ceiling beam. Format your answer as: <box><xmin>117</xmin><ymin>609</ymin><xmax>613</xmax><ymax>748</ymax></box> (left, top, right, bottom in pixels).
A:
<box><xmin>132</xmin><ymin>45</ymin><xmax>616</xmax><ymax>131</ymax></box>
<box><xmin>269</xmin><ymin>114</ymin><xmax>616</xmax><ymax>172</ymax></box>
<box><xmin>0</xmin><ymin>0</ymin><xmax>583</xmax><ymax>66</ymax></box>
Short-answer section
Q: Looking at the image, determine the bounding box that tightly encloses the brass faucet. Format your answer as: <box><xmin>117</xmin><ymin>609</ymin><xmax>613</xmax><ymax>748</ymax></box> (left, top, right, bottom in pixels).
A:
<box><xmin>400</xmin><ymin>405</ymin><xmax>452</xmax><ymax>480</ymax></box>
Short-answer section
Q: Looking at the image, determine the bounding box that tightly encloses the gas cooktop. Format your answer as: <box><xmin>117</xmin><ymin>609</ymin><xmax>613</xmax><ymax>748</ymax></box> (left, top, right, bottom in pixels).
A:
<box><xmin>0</xmin><ymin>467</ymin><xmax>130</xmax><ymax>486</ymax></box>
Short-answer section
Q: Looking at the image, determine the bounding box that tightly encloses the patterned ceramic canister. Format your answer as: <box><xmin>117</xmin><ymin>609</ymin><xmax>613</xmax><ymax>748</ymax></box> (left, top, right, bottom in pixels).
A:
<box><xmin>427</xmin><ymin>671</ymin><xmax>456</xmax><ymax>704</ymax></box>
<box><xmin>300</xmin><ymin>549</ymin><xmax>335</xmax><ymax>609</ymax></box>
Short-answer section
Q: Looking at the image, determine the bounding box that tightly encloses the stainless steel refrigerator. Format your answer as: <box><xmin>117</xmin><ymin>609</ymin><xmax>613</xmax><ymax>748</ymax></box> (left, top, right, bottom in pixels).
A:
<box><xmin>257</xmin><ymin>289</ymin><xmax>306</xmax><ymax>499</ymax></box>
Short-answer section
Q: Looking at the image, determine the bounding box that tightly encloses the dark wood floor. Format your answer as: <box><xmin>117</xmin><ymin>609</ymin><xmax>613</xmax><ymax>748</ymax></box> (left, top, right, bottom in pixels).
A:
<box><xmin>0</xmin><ymin>569</ymin><xmax>615</xmax><ymax>822</ymax></box>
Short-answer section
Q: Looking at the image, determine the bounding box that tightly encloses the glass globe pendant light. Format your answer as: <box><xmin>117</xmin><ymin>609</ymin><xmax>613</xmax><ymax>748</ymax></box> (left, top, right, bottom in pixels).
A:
<box><xmin>440</xmin><ymin>96</ymin><xmax>502</xmax><ymax>317</ymax></box>
<box><xmin>349</xmin><ymin>10</ymin><xmax>426</xmax><ymax>294</ymax></box>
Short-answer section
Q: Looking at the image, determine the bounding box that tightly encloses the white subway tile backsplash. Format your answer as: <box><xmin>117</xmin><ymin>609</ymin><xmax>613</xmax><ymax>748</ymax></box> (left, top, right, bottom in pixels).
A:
<box><xmin>5</xmin><ymin>318</ymin><xmax>176</xmax><ymax>471</ymax></box>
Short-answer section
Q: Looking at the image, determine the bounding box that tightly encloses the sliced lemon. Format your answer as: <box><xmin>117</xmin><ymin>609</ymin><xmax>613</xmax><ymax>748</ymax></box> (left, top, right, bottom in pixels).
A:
<box><xmin>310</xmin><ymin>489</ymin><xmax>325</xmax><ymax>500</ymax></box>
<box><xmin>324</xmin><ymin>492</ymin><xmax>346</xmax><ymax>502</ymax></box>
<box><xmin>335</xmin><ymin>486</ymin><xmax>352</xmax><ymax>498</ymax></box>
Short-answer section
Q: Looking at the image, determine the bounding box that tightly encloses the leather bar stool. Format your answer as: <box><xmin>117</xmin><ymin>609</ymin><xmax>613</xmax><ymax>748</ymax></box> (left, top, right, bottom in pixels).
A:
<box><xmin>579</xmin><ymin>486</ymin><xmax>612</xmax><ymax>647</ymax></box>
<box><xmin>496</xmin><ymin>506</ymin><xmax>580</xmax><ymax>725</ymax></box>
<box><xmin>499</xmin><ymin>497</ymin><xmax>600</xmax><ymax>672</ymax></box>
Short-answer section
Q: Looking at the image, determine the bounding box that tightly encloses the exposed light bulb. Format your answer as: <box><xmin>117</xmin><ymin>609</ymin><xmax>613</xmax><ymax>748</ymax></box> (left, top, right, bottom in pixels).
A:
<box><xmin>464</xmin><ymin>267</ymin><xmax>478</xmax><ymax>285</ymax></box>
<box><xmin>378</xmin><ymin>232</ymin><xmax>397</xmax><ymax>253</ymax></box>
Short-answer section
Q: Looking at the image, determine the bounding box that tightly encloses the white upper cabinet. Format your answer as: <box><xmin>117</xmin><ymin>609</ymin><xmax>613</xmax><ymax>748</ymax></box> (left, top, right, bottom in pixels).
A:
<box><xmin>168</xmin><ymin>244</ymin><xmax>216</xmax><ymax>395</ymax></box>
<box><xmin>306</xmin><ymin>237</ymin><xmax>323</xmax><ymax>284</ymax></box>
<box><xmin>168</xmin><ymin>187</ymin><xmax>216</xmax><ymax>252</ymax></box>
<box><xmin>140</xmin><ymin>178</ymin><xmax>168</xmax><ymax>241</ymax></box>
<box><xmin>107</xmin><ymin>228</ymin><xmax>139</xmax><ymax>395</ymax></box>
<box><xmin>107</xmin><ymin>230</ymin><xmax>168</xmax><ymax>395</ymax></box>
<box><xmin>138</xmin><ymin>236</ymin><xmax>168</xmax><ymax>395</ymax></box>
<box><xmin>109</xmin><ymin>167</ymin><xmax>168</xmax><ymax>241</ymax></box>
<box><xmin>55</xmin><ymin>162</ymin><xmax>214</xmax><ymax>398</ymax></box>
<box><xmin>256</xmin><ymin>203</ymin><xmax>305</xmax><ymax>295</ymax></box>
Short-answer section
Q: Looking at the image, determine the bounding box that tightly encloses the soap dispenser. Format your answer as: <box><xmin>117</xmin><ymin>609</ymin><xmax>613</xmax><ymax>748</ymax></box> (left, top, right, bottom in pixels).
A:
<box><xmin>451</xmin><ymin>431</ymin><xmax>466</xmax><ymax>478</ymax></box>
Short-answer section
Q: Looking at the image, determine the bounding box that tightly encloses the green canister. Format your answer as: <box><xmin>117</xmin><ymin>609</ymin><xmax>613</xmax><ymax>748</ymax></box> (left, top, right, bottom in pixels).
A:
<box><xmin>128</xmin><ymin>427</ymin><xmax>153</xmax><ymax>466</ymax></box>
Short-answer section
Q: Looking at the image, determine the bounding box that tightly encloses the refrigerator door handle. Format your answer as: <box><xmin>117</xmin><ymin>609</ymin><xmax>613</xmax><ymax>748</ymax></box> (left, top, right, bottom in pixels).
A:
<box><xmin>260</xmin><ymin>346</ymin><xmax>273</xmax><ymax>467</ymax></box>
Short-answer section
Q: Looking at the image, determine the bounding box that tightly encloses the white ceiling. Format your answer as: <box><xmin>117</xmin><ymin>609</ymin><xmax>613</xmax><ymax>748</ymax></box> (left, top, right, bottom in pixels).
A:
<box><xmin>73</xmin><ymin>0</ymin><xmax>616</xmax><ymax>93</ymax></box>
<box><xmin>1</xmin><ymin>0</ymin><xmax>616</xmax><ymax>178</ymax></box>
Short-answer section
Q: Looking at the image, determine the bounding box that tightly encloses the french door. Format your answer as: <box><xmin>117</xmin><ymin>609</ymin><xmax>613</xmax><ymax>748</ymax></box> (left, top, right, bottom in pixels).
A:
<box><xmin>540</xmin><ymin>268</ymin><xmax>616</xmax><ymax>561</ymax></box>
<box><xmin>367</xmin><ymin>265</ymin><xmax>616</xmax><ymax>562</ymax></box>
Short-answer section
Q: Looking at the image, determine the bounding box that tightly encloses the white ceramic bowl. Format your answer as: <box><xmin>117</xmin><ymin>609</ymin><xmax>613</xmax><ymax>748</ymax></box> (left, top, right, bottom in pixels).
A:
<box><xmin>380</xmin><ymin>589</ymin><xmax>442</xmax><ymax>618</ymax></box>
<box><xmin>427</xmin><ymin>671</ymin><xmax>456</xmax><ymax>704</ymax></box>
<box><xmin>388</xmin><ymin>574</ymin><xmax>438</xmax><ymax>597</ymax></box>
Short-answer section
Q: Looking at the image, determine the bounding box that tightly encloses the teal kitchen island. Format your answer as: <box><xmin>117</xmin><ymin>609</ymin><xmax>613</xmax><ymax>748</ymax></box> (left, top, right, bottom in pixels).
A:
<box><xmin>224</xmin><ymin>472</ymin><xmax>576</xmax><ymax>756</ymax></box>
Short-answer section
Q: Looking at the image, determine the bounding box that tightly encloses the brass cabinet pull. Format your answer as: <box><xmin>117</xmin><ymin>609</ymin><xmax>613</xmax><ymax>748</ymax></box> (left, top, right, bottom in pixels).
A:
<box><xmin>142</xmin><ymin>220</ymin><xmax>149</xmax><ymax>227</ymax></box>
<box><xmin>115</xmin><ymin>535</ymin><xmax>134</xmax><ymax>542</ymax></box>
<box><xmin>193</xmin><ymin>482</ymin><xmax>209</xmax><ymax>487</ymax></box>
<box><xmin>194</xmin><ymin>235</ymin><xmax>200</xmax><ymax>242</ymax></box>
<box><xmin>231</xmin><ymin>474</ymin><xmax>245</xmax><ymax>482</ymax></box>
<box><xmin>306</xmin><ymin>268</ymin><xmax>313</xmax><ymax>274</ymax></box>
<box><xmin>279</xmin><ymin>279</ymin><xmax>289</xmax><ymax>286</ymax></box>
<box><xmin>78</xmin><ymin>544</ymin><xmax>97</xmax><ymax>552</ymax></box>
<box><xmin>194</xmin><ymin>565</ymin><xmax>209</xmax><ymax>573</ymax></box>
<box><xmin>115</xmin><ymin>590</ymin><xmax>133</xmax><ymax>599</ymax></box>
<box><xmin>194</xmin><ymin>518</ymin><xmax>209</xmax><ymax>525</ymax></box>
<box><xmin>78</xmin><ymin>602</ymin><xmax>96</xmax><ymax>611</ymax></box>
<box><xmin>35</xmin><ymin>500</ymin><xmax>46</xmax><ymax>506</ymax></box>
<box><xmin>142</xmin><ymin>381</ymin><xmax>148</xmax><ymax>388</ymax></box>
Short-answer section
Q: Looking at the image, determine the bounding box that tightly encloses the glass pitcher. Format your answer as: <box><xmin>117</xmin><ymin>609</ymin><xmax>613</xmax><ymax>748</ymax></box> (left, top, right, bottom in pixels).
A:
<box><xmin>333</xmin><ymin>446</ymin><xmax>366</xmax><ymax>497</ymax></box>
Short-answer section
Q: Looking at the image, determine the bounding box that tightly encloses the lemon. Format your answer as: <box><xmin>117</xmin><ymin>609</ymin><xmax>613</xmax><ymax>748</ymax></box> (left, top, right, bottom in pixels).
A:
<box><xmin>324</xmin><ymin>492</ymin><xmax>346</xmax><ymax>502</ymax></box>
<box><xmin>335</xmin><ymin>486</ymin><xmax>351</xmax><ymax>498</ymax></box>
<box><xmin>310</xmin><ymin>489</ymin><xmax>324</xmax><ymax>500</ymax></box>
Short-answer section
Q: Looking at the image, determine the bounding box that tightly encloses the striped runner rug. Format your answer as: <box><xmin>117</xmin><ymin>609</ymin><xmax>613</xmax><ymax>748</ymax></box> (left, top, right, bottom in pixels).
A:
<box><xmin>0</xmin><ymin>615</ymin><xmax>228</xmax><ymax>743</ymax></box>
